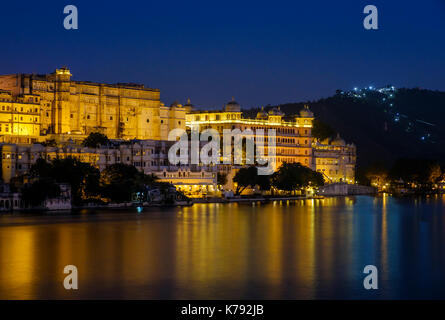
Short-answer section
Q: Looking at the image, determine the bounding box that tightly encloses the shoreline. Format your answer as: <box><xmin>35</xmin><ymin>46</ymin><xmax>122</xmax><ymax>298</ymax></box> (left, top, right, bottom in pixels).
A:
<box><xmin>193</xmin><ymin>195</ymin><xmax>325</xmax><ymax>204</ymax></box>
<box><xmin>1</xmin><ymin>193</ymin><xmax>443</xmax><ymax>213</ymax></box>
<box><xmin>0</xmin><ymin>195</ymin><xmax>347</xmax><ymax>213</ymax></box>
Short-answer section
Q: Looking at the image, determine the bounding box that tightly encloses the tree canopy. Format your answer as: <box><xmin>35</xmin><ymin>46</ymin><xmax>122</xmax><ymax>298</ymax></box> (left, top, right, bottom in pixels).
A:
<box><xmin>40</xmin><ymin>138</ymin><xmax>57</xmax><ymax>147</ymax></box>
<box><xmin>271</xmin><ymin>162</ymin><xmax>324</xmax><ymax>193</ymax></box>
<box><xmin>389</xmin><ymin>158</ymin><xmax>442</xmax><ymax>185</ymax></box>
<box><xmin>217</xmin><ymin>172</ymin><xmax>228</xmax><ymax>187</ymax></box>
<box><xmin>21</xmin><ymin>179</ymin><xmax>61</xmax><ymax>207</ymax></box>
<box><xmin>233</xmin><ymin>163</ymin><xmax>324</xmax><ymax>195</ymax></box>
<box><xmin>27</xmin><ymin>158</ymin><xmax>159</xmax><ymax>204</ymax></box>
<box><xmin>82</xmin><ymin>132</ymin><xmax>110</xmax><ymax>148</ymax></box>
<box><xmin>29</xmin><ymin>157</ymin><xmax>101</xmax><ymax>204</ymax></box>
<box><xmin>100</xmin><ymin>163</ymin><xmax>157</xmax><ymax>202</ymax></box>
<box><xmin>233</xmin><ymin>166</ymin><xmax>259</xmax><ymax>195</ymax></box>
<box><xmin>312</xmin><ymin>119</ymin><xmax>336</xmax><ymax>141</ymax></box>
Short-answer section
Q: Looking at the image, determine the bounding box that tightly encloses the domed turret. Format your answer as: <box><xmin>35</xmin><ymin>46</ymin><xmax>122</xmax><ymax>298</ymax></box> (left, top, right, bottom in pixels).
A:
<box><xmin>331</xmin><ymin>133</ymin><xmax>346</xmax><ymax>146</ymax></box>
<box><xmin>300</xmin><ymin>104</ymin><xmax>314</xmax><ymax>117</ymax></box>
<box><xmin>170</xmin><ymin>100</ymin><xmax>182</xmax><ymax>108</ymax></box>
<box><xmin>268</xmin><ymin>106</ymin><xmax>284</xmax><ymax>116</ymax></box>
<box><xmin>184</xmin><ymin>98</ymin><xmax>194</xmax><ymax>113</ymax></box>
<box><xmin>256</xmin><ymin>106</ymin><xmax>268</xmax><ymax>119</ymax></box>
<box><xmin>225</xmin><ymin>97</ymin><xmax>241</xmax><ymax>112</ymax></box>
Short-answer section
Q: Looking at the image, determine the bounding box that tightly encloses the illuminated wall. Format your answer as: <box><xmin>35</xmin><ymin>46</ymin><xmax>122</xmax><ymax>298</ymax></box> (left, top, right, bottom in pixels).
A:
<box><xmin>0</xmin><ymin>68</ymin><xmax>185</xmax><ymax>141</ymax></box>
<box><xmin>313</xmin><ymin>138</ymin><xmax>356</xmax><ymax>183</ymax></box>
<box><xmin>185</xmin><ymin>103</ymin><xmax>314</xmax><ymax>171</ymax></box>
<box><xmin>0</xmin><ymin>91</ymin><xmax>41</xmax><ymax>144</ymax></box>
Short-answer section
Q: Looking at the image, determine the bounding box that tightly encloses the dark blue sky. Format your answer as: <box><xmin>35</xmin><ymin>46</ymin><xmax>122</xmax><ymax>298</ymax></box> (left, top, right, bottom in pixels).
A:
<box><xmin>1</xmin><ymin>0</ymin><xmax>444</xmax><ymax>109</ymax></box>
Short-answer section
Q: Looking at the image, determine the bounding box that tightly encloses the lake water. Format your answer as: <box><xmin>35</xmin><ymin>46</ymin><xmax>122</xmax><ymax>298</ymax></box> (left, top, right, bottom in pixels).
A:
<box><xmin>0</xmin><ymin>195</ymin><xmax>444</xmax><ymax>299</ymax></box>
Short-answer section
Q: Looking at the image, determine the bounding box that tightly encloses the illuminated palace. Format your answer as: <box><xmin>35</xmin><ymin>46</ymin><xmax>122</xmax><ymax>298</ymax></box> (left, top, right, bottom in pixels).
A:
<box><xmin>0</xmin><ymin>90</ymin><xmax>41</xmax><ymax>140</ymax></box>
<box><xmin>185</xmin><ymin>99</ymin><xmax>356</xmax><ymax>184</ymax></box>
<box><xmin>0</xmin><ymin>67</ymin><xmax>185</xmax><ymax>142</ymax></box>
<box><xmin>0</xmin><ymin>67</ymin><xmax>213</xmax><ymax>196</ymax></box>
<box><xmin>186</xmin><ymin>99</ymin><xmax>313</xmax><ymax>170</ymax></box>
<box><xmin>0</xmin><ymin>67</ymin><xmax>356</xmax><ymax>197</ymax></box>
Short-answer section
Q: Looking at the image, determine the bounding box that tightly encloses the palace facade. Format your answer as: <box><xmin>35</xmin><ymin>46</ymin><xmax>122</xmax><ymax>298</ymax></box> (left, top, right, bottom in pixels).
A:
<box><xmin>313</xmin><ymin>135</ymin><xmax>356</xmax><ymax>183</ymax></box>
<box><xmin>186</xmin><ymin>100</ymin><xmax>314</xmax><ymax>172</ymax></box>
<box><xmin>0</xmin><ymin>68</ymin><xmax>185</xmax><ymax>141</ymax></box>
<box><xmin>0</xmin><ymin>67</ymin><xmax>357</xmax><ymax>197</ymax></box>
<box><xmin>0</xmin><ymin>90</ymin><xmax>41</xmax><ymax>143</ymax></box>
<box><xmin>186</xmin><ymin>100</ymin><xmax>356</xmax><ymax>183</ymax></box>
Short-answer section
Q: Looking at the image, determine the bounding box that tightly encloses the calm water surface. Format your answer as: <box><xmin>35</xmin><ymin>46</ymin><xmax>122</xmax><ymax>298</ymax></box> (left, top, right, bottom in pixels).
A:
<box><xmin>0</xmin><ymin>195</ymin><xmax>445</xmax><ymax>299</ymax></box>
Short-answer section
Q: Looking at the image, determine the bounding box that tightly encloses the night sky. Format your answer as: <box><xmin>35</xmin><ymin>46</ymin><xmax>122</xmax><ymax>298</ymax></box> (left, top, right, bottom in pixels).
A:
<box><xmin>1</xmin><ymin>0</ymin><xmax>444</xmax><ymax>109</ymax></box>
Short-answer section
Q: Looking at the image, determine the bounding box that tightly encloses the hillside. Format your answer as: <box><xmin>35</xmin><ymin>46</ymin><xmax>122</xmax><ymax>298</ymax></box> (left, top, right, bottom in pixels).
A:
<box><xmin>245</xmin><ymin>87</ymin><xmax>445</xmax><ymax>174</ymax></box>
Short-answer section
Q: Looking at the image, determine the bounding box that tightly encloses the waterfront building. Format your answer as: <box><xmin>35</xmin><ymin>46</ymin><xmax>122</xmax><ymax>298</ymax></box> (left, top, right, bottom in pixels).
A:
<box><xmin>186</xmin><ymin>99</ymin><xmax>314</xmax><ymax>172</ymax></box>
<box><xmin>0</xmin><ymin>67</ymin><xmax>357</xmax><ymax>194</ymax></box>
<box><xmin>0</xmin><ymin>183</ymin><xmax>22</xmax><ymax>211</ymax></box>
<box><xmin>0</xmin><ymin>67</ymin><xmax>185</xmax><ymax>141</ymax></box>
<box><xmin>0</xmin><ymin>90</ymin><xmax>41</xmax><ymax>143</ymax></box>
<box><xmin>0</xmin><ymin>140</ymin><xmax>217</xmax><ymax>197</ymax></box>
<box><xmin>318</xmin><ymin>182</ymin><xmax>376</xmax><ymax>196</ymax></box>
<box><xmin>0</xmin><ymin>181</ymin><xmax>71</xmax><ymax>211</ymax></box>
<box><xmin>43</xmin><ymin>183</ymin><xmax>72</xmax><ymax>210</ymax></box>
<box><xmin>185</xmin><ymin>100</ymin><xmax>356</xmax><ymax>184</ymax></box>
<box><xmin>312</xmin><ymin>135</ymin><xmax>356</xmax><ymax>183</ymax></box>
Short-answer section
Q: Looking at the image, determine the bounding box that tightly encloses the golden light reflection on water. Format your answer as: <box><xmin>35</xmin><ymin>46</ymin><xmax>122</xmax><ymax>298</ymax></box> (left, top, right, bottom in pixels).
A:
<box><xmin>381</xmin><ymin>193</ymin><xmax>388</xmax><ymax>276</ymax></box>
<box><xmin>0</xmin><ymin>227</ymin><xmax>36</xmax><ymax>298</ymax></box>
<box><xmin>0</xmin><ymin>196</ymin><xmax>444</xmax><ymax>299</ymax></box>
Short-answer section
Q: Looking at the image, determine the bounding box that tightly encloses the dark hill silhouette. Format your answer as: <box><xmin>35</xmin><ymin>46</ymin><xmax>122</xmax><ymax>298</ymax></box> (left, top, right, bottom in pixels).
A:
<box><xmin>244</xmin><ymin>88</ymin><xmax>445</xmax><ymax>174</ymax></box>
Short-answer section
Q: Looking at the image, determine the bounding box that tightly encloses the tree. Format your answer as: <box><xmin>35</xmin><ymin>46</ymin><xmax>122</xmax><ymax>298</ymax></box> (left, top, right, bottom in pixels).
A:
<box><xmin>312</xmin><ymin>119</ymin><xmax>336</xmax><ymax>141</ymax></box>
<box><xmin>271</xmin><ymin>162</ymin><xmax>324</xmax><ymax>194</ymax></box>
<box><xmin>40</xmin><ymin>138</ymin><xmax>57</xmax><ymax>147</ymax></box>
<box><xmin>28</xmin><ymin>157</ymin><xmax>101</xmax><ymax>204</ymax></box>
<box><xmin>22</xmin><ymin>179</ymin><xmax>61</xmax><ymax>207</ymax></box>
<box><xmin>100</xmin><ymin>163</ymin><xmax>139</xmax><ymax>202</ymax></box>
<box><xmin>82</xmin><ymin>132</ymin><xmax>110</xmax><ymax>148</ymax></box>
<box><xmin>256</xmin><ymin>173</ymin><xmax>271</xmax><ymax>191</ymax></box>
<box><xmin>390</xmin><ymin>158</ymin><xmax>442</xmax><ymax>186</ymax></box>
<box><xmin>364</xmin><ymin>161</ymin><xmax>389</xmax><ymax>187</ymax></box>
<box><xmin>310</xmin><ymin>170</ymin><xmax>325</xmax><ymax>187</ymax></box>
<box><xmin>233</xmin><ymin>166</ymin><xmax>257</xmax><ymax>195</ymax></box>
<box><xmin>217</xmin><ymin>172</ymin><xmax>227</xmax><ymax>187</ymax></box>
<box><xmin>100</xmin><ymin>163</ymin><xmax>157</xmax><ymax>202</ymax></box>
<box><xmin>29</xmin><ymin>158</ymin><xmax>53</xmax><ymax>178</ymax></box>
<box><xmin>51</xmin><ymin>157</ymin><xmax>101</xmax><ymax>203</ymax></box>
<box><xmin>232</xmin><ymin>166</ymin><xmax>272</xmax><ymax>195</ymax></box>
